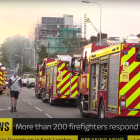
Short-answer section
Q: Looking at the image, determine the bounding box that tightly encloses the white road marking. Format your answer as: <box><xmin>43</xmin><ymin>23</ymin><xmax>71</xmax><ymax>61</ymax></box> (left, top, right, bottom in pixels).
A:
<box><xmin>26</xmin><ymin>101</ymin><xmax>33</xmax><ymax>105</ymax></box>
<box><xmin>45</xmin><ymin>113</ymin><xmax>52</xmax><ymax>118</ymax></box>
<box><xmin>0</xmin><ymin>109</ymin><xmax>8</xmax><ymax>111</ymax></box>
<box><xmin>8</xmin><ymin>107</ymin><xmax>18</xmax><ymax>109</ymax></box>
<box><xmin>22</xmin><ymin>99</ymin><xmax>33</xmax><ymax>105</ymax></box>
<box><xmin>22</xmin><ymin>99</ymin><xmax>51</xmax><ymax>118</ymax></box>
<box><xmin>34</xmin><ymin>106</ymin><xmax>42</xmax><ymax>111</ymax></box>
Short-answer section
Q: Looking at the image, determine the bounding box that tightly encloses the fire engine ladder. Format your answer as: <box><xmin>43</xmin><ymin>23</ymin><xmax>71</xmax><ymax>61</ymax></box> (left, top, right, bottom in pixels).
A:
<box><xmin>86</xmin><ymin>18</ymin><xmax>100</xmax><ymax>33</ymax></box>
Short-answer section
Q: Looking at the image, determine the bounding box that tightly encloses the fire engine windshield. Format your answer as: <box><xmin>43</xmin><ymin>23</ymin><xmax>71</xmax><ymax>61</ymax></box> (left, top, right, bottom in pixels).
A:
<box><xmin>136</xmin><ymin>48</ymin><xmax>140</xmax><ymax>61</ymax></box>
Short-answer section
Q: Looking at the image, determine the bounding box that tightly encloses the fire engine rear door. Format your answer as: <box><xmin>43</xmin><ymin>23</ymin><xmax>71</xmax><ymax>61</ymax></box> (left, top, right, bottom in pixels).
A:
<box><xmin>119</xmin><ymin>46</ymin><xmax>140</xmax><ymax>116</ymax></box>
<box><xmin>69</xmin><ymin>72</ymin><xmax>79</xmax><ymax>98</ymax></box>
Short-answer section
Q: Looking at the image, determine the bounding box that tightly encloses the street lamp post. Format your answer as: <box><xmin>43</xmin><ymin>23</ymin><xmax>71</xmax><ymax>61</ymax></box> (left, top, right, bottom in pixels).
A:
<box><xmin>15</xmin><ymin>55</ymin><xmax>23</xmax><ymax>76</ymax></box>
<box><xmin>81</xmin><ymin>0</ymin><xmax>102</xmax><ymax>46</ymax></box>
<box><xmin>25</xmin><ymin>48</ymin><xmax>35</xmax><ymax>68</ymax></box>
<box><xmin>9</xmin><ymin>60</ymin><xmax>15</xmax><ymax>70</ymax></box>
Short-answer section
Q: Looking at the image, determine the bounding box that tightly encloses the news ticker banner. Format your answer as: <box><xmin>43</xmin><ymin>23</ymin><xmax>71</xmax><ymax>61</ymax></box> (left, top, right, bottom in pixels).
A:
<box><xmin>0</xmin><ymin>135</ymin><xmax>139</xmax><ymax>140</ymax></box>
<box><xmin>1</xmin><ymin>118</ymin><xmax>140</xmax><ymax>137</ymax></box>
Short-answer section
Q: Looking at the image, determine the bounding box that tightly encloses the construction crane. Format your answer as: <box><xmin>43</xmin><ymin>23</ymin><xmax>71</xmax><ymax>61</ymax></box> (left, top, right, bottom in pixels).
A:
<box><xmin>86</xmin><ymin>18</ymin><xmax>100</xmax><ymax>34</ymax></box>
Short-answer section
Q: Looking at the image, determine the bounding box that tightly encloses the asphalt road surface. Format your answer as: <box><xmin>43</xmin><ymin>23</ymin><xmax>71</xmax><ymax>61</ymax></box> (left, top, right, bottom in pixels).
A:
<box><xmin>0</xmin><ymin>87</ymin><xmax>85</xmax><ymax>118</ymax></box>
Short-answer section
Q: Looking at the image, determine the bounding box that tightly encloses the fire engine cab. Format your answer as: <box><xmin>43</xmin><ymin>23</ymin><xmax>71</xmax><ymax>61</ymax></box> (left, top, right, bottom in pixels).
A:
<box><xmin>35</xmin><ymin>58</ymin><xmax>55</xmax><ymax>99</ymax></box>
<box><xmin>71</xmin><ymin>34</ymin><xmax>140</xmax><ymax>118</ymax></box>
<box><xmin>35</xmin><ymin>64</ymin><xmax>43</xmax><ymax>98</ymax></box>
<box><xmin>40</xmin><ymin>56</ymin><xmax>80</xmax><ymax>105</ymax></box>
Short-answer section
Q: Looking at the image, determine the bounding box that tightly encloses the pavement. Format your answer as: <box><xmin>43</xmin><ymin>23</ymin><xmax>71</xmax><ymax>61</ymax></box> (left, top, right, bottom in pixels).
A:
<box><xmin>0</xmin><ymin>87</ymin><xmax>84</xmax><ymax>118</ymax></box>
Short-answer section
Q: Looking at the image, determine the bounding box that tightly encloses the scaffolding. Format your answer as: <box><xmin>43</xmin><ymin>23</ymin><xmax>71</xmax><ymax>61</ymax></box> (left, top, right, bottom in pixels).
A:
<box><xmin>46</xmin><ymin>27</ymin><xmax>81</xmax><ymax>54</ymax></box>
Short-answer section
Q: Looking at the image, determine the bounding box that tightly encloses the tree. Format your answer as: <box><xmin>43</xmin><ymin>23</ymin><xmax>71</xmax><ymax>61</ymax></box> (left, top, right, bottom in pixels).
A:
<box><xmin>18</xmin><ymin>64</ymin><xmax>31</xmax><ymax>76</ymax></box>
<box><xmin>1</xmin><ymin>35</ymin><xmax>31</xmax><ymax>69</ymax></box>
<box><xmin>37</xmin><ymin>45</ymin><xmax>48</xmax><ymax>64</ymax></box>
<box><xmin>49</xmin><ymin>51</ymin><xmax>60</xmax><ymax>58</ymax></box>
<box><xmin>62</xmin><ymin>36</ymin><xmax>79</xmax><ymax>52</ymax></box>
<box><xmin>29</xmin><ymin>74</ymin><xmax>34</xmax><ymax>78</ymax></box>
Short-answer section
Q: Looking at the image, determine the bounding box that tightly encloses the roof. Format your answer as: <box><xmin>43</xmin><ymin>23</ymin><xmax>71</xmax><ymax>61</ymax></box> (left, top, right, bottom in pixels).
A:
<box><xmin>95</xmin><ymin>37</ymin><xmax>119</xmax><ymax>46</ymax></box>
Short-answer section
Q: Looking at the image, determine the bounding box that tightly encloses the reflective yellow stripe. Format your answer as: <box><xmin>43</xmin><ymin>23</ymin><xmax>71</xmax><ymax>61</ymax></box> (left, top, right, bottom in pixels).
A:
<box><xmin>81</xmin><ymin>75</ymin><xmax>82</xmax><ymax>87</ymax></box>
<box><xmin>108</xmin><ymin>105</ymin><xmax>117</xmax><ymax>108</ymax></box>
<box><xmin>126</xmin><ymin>87</ymin><xmax>140</xmax><ymax>108</ymax></box>
<box><xmin>120</xmin><ymin>73</ymin><xmax>140</xmax><ymax>97</ymax></box>
<box><xmin>122</xmin><ymin>44</ymin><xmax>124</xmax><ymax>50</ymax></box>
<box><xmin>61</xmin><ymin>96</ymin><xmax>66</xmax><ymax>98</ymax></box>
<box><xmin>127</xmin><ymin>103</ymin><xmax>140</xmax><ymax>116</ymax></box>
<box><xmin>58</xmin><ymin>63</ymin><xmax>65</xmax><ymax>72</ymax></box>
<box><xmin>61</xmin><ymin>74</ymin><xmax>78</xmax><ymax>95</ymax></box>
<box><xmin>70</xmin><ymin>90</ymin><xmax>78</xmax><ymax>97</ymax></box>
<box><xmin>64</xmin><ymin>76</ymin><xmax>78</xmax><ymax>95</ymax></box>
<box><xmin>57</xmin><ymin>70</ymin><xmax>69</xmax><ymax>88</ymax></box>
<box><xmin>119</xmin><ymin>106</ymin><xmax>121</xmax><ymax>115</ymax></box>
<box><xmin>120</xmin><ymin>61</ymin><xmax>140</xmax><ymax>82</ymax></box>
<box><xmin>87</xmin><ymin>74</ymin><xmax>89</xmax><ymax>88</ymax></box>
<box><xmin>129</xmin><ymin>62</ymin><xmax>140</xmax><ymax>73</ymax></box>
<box><xmin>121</xmin><ymin>47</ymin><xmax>135</xmax><ymax>66</ymax></box>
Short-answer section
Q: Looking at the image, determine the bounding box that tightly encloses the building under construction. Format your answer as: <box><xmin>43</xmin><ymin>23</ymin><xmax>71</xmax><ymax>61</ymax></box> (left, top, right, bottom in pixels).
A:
<box><xmin>35</xmin><ymin>14</ymin><xmax>82</xmax><ymax>65</ymax></box>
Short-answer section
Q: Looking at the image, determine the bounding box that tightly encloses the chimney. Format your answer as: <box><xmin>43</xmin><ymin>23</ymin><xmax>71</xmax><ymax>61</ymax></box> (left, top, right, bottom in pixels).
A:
<box><xmin>97</xmin><ymin>33</ymin><xmax>108</xmax><ymax>42</ymax></box>
<box><xmin>90</xmin><ymin>36</ymin><xmax>97</xmax><ymax>43</ymax></box>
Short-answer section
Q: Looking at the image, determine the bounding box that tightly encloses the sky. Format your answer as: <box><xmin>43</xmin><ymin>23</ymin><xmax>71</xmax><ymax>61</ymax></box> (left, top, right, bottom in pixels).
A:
<box><xmin>0</xmin><ymin>0</ymin><xmax>140</xmax><ymax>44</ymax></box>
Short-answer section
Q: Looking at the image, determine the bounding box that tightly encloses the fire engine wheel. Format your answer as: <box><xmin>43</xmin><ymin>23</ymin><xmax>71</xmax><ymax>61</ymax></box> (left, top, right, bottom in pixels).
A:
<box><xmin>76</xmin><ymin>95</ymin><xmax>80</xmax><ymax>108</ymax></box>
<box><xmin>0</xmin><ymin>91</ymin><xmax>2</xmax><ymax>95</ymax></box>
<box><xmin>99</xmin><ymin>99</ymin><xmax>105</xmax><ymax>118</ymax></box>
<box><xmin>49</xmin><ymin>92</ymin><xmax>54</xmax><ymax>106</ymax></box>
<box><xmin>80</xmin><ymin>96</ymin><xmax>89</xmax><ymax>118</ymax></box>
<box><xmin>41</xmin><ymin>90</ymin><xmax>47</xmax><ymax>102</ymax></box>
<box><xmin>37</xmin><ymin>93</ymin><xmax>40</xmax><ymax>99</ymax></box>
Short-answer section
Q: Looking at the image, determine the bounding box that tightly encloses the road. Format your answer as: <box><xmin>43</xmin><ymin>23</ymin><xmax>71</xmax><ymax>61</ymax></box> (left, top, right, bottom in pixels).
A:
<box><xmin>0</xmin><ymin>87</ymin><xmax>83</xmax><ymax>118</ymax></box>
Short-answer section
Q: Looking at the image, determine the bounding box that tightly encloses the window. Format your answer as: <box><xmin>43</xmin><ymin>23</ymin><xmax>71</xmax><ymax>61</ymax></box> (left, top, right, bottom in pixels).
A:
<box><xmin>136</xmin><ymin>48</ymin><xmax>140</xmax><ymax>61</ymax></box>
<box><xmin>49</xmin><ymin>67</ymin><xmax>53</xmax><ymax>83</ymax></box>
<box><xmin>99</xmin><ymin>59</ymin><xmax>108</xmax><ymax>91</ymax></box>
<box><xmin>83</xmin><ymin>51</ymin><xmax>88</xmax><ymax>74</ymax></box>
<box><xmin>53</xmin><ymin>66</ymin><xmax>57</xmax><ymax>93</ymax></box>
<box><xmin>46</xmin><ymin>68</ymin><xmax>50</xmax><ymax>86</ymax></box>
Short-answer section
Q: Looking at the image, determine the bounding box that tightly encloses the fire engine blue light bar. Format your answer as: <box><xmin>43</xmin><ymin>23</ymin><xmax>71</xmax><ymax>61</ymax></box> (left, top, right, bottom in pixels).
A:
<box><xmin>123</xmin><ymin>51</ymin><xmax>128</xmax><ymax>55</ymax></box>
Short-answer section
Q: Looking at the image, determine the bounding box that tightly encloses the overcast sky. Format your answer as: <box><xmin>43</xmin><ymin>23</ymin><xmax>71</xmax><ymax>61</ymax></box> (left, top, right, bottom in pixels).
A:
<box><xmin>0</xmin><ymin>0</ymin><xmax>140</xmax><ymax>44</ymax></box>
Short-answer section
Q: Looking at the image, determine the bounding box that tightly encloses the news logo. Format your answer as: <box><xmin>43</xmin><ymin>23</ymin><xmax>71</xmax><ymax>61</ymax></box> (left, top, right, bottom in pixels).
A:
<box><xmin>0</xmin><ymin>119</ymin><xmax>12</xmax><ymax>135</ymax></box>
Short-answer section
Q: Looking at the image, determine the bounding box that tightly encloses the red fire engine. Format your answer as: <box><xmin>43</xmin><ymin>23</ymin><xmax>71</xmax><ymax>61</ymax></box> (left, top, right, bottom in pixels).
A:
<box><xmin>71</xmin><ymin>35</ymin><xmax>140</xmax><ymax>118</ymax></box>
<box><xmin>0</xmin><ymin>68</ymin><xmax>4</xmax><ymax>95</ymax></box>
<box><xmin>35</xmin><ymin>58</ymin><xmax>55</xmax><ymax>99</ymax></box>
<box><xmin>35</xmin><ymin>64</ymin><xmax>42</xmax><ymax>98</ymax></box>
<box><xmin>40</xmin><ymin>56</ymin><xmax>80</xmax><ymax>105</ymax></box>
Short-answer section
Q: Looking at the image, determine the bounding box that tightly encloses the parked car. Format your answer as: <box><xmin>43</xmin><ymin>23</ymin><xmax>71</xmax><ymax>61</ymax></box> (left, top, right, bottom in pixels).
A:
<box><xmin>26</xmin><ymin>78</ymin><xmax>35</xmax><ymax>88</ymax></box>
<box><xmin>22</xmin><ymin>78</ymin><xmax>28</xmax><ymax>87</ymax></box>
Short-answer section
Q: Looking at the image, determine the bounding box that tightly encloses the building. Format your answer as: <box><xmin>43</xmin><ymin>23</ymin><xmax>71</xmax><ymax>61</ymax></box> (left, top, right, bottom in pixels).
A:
<box><xmin>34</xmin><ymin>14</ymin><xmax>82</xmax><ymax>65</ymax></box>
<box><xmin>137</xmin><ymin>34</ymin><xmax>140</xmax><ymax>43</ymax></box>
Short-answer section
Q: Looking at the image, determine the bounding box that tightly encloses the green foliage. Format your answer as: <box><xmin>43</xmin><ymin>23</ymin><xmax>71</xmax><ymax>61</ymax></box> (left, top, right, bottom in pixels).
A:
<box><xmin>62</xmin><ymin>36</ymin><xmax>80</xmax><ymax>52</ymax></box>
<box><xmin>37</xmin><ymin>45</ymin><xmax>48</xmax><ymax>64</ymax></box>
<box><xmin>18</xmin><ymin>64</ymin><xmax>30</xmax><ymax>76</ymax></box>
<box><xmin>0</xmin><ymin>35</ymin><xmax>30</xmax><ymax>68</ymax></box>
<box><xmin>49</xmin><ymin>51</ymin><xmax>60</xmax><ymax>58</ymax></box>
<box><xmin>29</xmin><ymin>74</ymin><xmax>34</xmax><ymax>78</ymax></box>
